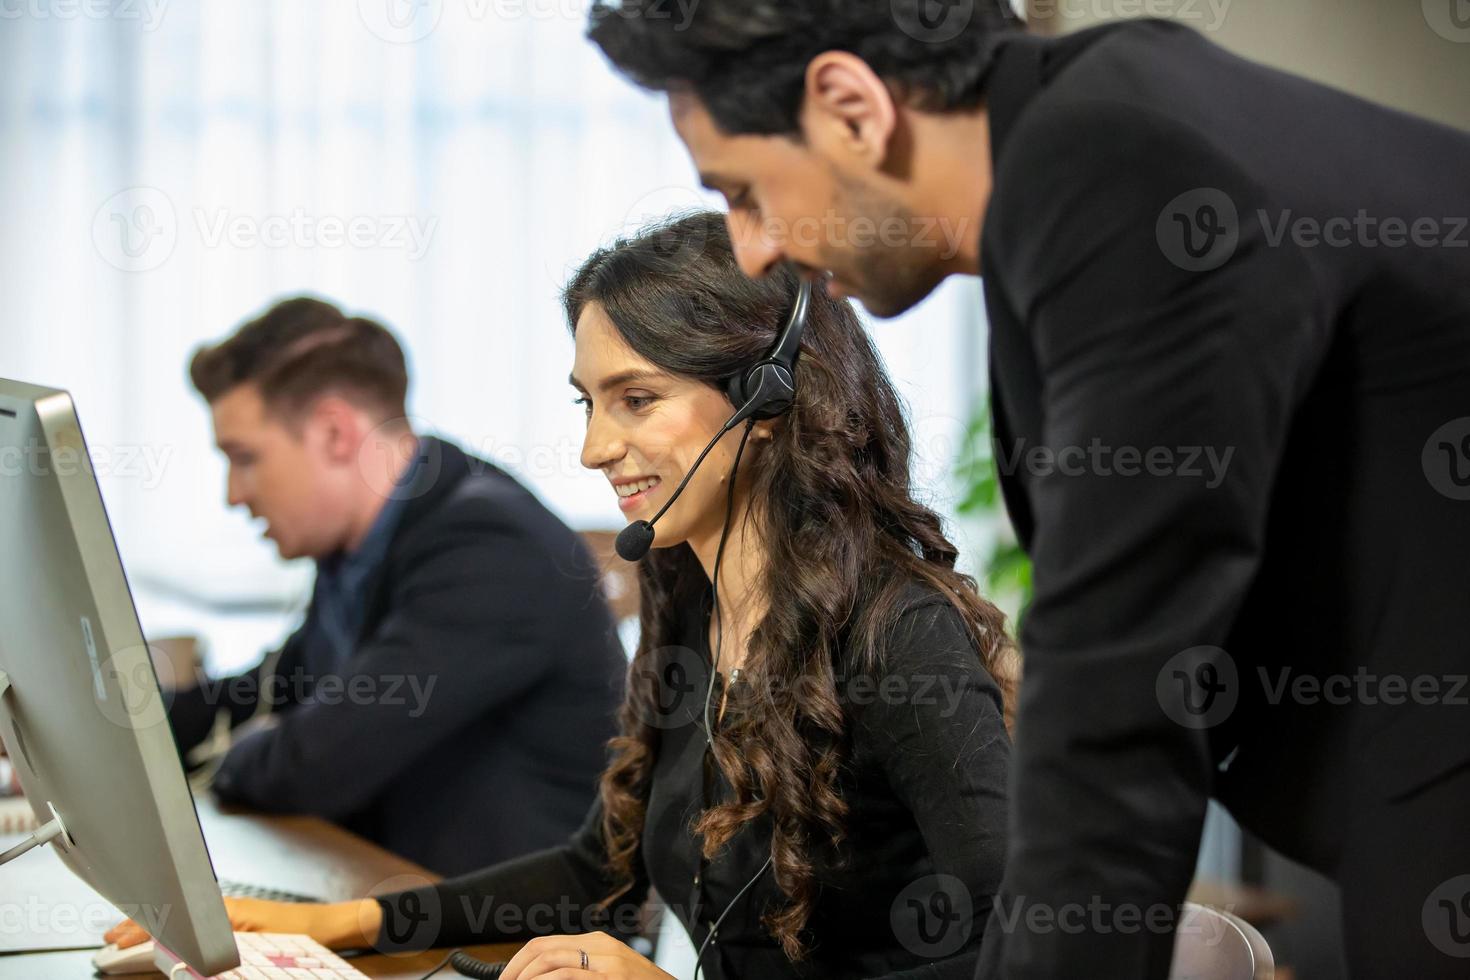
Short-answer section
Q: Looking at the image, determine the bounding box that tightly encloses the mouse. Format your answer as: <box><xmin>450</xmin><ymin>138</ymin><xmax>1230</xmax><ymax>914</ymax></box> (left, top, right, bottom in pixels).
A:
<box><xmin>92</xmin><ymin>940</ymin><xmax>160</xmax><ymax>975</ymax></box>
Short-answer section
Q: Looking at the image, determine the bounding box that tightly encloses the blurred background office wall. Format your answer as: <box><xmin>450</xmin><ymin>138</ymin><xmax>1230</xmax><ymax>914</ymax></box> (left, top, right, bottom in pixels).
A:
<box><xmin>0</xmin><ymin>1</ymin><xmax>989</xmax><ymax>674</ymax></box>
<box><xmin>1028</xmin><ymin>0</ymin><xmax>1470</xmax><ymax>131</ymax></box>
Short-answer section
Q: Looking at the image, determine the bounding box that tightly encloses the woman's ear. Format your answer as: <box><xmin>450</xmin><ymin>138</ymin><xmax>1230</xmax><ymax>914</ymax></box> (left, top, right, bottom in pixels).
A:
<box><xmin>753</xmin><ymin>420</ymin><xmax>779</xmax><ymax>442</ymax></box>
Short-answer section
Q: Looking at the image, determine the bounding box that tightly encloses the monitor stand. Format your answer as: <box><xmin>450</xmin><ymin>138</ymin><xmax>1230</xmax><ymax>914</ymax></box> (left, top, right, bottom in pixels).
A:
<box><xmin>0</xmin><ymin>670</ymin><xmax>75</xmax><ymax>867</ymax></box>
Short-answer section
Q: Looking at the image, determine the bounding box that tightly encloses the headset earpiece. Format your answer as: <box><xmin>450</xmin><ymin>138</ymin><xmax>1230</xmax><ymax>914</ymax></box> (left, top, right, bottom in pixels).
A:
<box><xmin>722</xmin><ymin>277</ymin><xmax>811</xmax><ymax>425</ymax></box>
<box><xmin>725</xmin><ymin>359</ymin><xmax>796</xmax><ymax>421</ymax></box>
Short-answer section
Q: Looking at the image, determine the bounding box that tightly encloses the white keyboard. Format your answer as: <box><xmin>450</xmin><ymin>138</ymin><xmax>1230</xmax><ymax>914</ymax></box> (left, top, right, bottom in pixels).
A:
<box><xmin>164</xmin><ymin>932</ymin><xmax>370</xmax><ymax>979</ymax></box>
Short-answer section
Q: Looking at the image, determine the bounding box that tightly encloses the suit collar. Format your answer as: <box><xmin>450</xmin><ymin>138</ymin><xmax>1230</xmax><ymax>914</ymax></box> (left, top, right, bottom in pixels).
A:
<box><xmin>350</xmin><ymin>436</ymin><xmax>484</xmax><ymax>643</ymax></box>
<box><xmin>985</xmin><ymin>31</ymin><xmax>1049</xmax><ymax>170</ymax></box>
<box><xmin>984</xmin><ymin>24</ymin><xmax>1139</xmax><ymax>170</ymax></box>
<box><xmin>398</xmin><ymin>436</ymin><xmax>464</xmax><ymax>517</ymax></box>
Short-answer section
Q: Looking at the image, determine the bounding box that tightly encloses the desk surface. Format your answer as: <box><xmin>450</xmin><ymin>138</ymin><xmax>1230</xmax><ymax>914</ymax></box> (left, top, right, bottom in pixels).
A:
<box><xmin>196</xmin><ymin>796</ymin><xmax>437</xmax><ymax>902</ymax></box>
<box><xmin>0</xmin><ymin>793</ymin><xmax>523</xmax><ymax>978</ymax></box>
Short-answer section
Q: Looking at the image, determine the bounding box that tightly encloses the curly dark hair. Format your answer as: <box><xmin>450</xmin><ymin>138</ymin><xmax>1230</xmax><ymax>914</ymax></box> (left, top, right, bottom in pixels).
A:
<box><xmin>564</xmin><ymin>211</ymin><xmax>1016</xmax><ymax>961</ymax></box>
<box><xmin>588</xmin><ymin>0</ymin><xmax>1023</xmax><ymax>136</ymax></box>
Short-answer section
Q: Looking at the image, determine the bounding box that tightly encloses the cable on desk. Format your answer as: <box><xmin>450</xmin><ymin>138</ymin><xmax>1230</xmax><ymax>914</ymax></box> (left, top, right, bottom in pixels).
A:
<box><xmin>415</xmin><ymin>949</ymin><xmax>457</xmax><ymax>979</ymax></box>
<box><xmin>416</xmin><ymin>947</ymin><xmax>508</xmax><ymax>979</ymax></box>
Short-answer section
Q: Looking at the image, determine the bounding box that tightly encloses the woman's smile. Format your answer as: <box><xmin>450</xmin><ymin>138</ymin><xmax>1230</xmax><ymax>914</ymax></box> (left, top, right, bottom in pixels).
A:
<box><xmin>612</xmin><ymin>474</ymin><xmax>663</xmax><ymax>512</ymax></box>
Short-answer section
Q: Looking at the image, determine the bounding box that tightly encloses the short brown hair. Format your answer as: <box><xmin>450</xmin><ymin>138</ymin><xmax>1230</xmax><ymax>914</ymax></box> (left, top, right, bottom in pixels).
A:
<box><xmin>189</xmin><ymin>296</ymin><xmax>409</xmax><ymax>425</ymax></box>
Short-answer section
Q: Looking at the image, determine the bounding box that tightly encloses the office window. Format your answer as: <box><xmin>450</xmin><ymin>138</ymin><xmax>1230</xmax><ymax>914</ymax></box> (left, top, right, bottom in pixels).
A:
<box><xmin>0</xmin><ymin>2</ymin><xmax>988</xmax><ymax>670</ymax></box>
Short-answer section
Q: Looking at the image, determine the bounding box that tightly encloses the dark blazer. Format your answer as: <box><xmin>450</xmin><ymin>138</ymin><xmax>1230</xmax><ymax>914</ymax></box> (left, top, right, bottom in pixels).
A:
<box><xmin>375</xmin><ymin>580</ymin><xmax>1011</xmax><ymax>979</ymax></box>
<box><xmin>169</xmin><ymin>437</ymin><xmax>627</xmax><ymax>876</ymax></box>
<box><xmin>974</xmin><ymin>21</ymin><xmax>1470</xmax><ymax>977</ymax></box>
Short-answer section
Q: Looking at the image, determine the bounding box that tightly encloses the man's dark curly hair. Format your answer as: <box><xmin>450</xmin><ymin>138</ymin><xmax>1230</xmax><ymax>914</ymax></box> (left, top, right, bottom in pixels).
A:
<box><xmin>588</xmin><ymin>0</ymin><xmax>1023</xmax><ymax>136</ymax></box>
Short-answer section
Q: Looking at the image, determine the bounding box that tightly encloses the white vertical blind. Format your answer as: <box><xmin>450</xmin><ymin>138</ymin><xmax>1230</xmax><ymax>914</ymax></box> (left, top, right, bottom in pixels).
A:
<box><xmin>0</xmin><ymin>1</ymin><xmax>988</xmax><ymax>669</ymax></box>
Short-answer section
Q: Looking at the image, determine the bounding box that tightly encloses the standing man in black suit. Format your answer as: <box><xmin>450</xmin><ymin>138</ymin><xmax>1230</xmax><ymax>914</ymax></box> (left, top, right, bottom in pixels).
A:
<box><xmin>589</xmin><ymin>4</ymin><xmax>1470</xmax><ymax>975</ymax></box>
<box><xmin>171</xmin><ymin>296</ymin><xmax>627</xmax><ymax>877</ymax></box>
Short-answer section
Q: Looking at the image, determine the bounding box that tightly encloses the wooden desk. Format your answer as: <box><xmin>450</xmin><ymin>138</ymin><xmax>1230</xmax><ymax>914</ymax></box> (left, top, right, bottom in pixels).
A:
<box><xmin>0</xmin><ymin>794</ymin><xmax>522</xmax><ymax>978</ymax></box>
<box><xmin>196</xmin><ymin>796</ymin><xmax>436</xmax><ymax>902</ymax></box>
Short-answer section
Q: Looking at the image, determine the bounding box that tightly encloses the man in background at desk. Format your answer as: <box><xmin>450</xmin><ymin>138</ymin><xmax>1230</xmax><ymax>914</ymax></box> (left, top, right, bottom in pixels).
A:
<box><xmin>167</xmin><ymin>296</ymin><xmax>627</xmax><ymax>876</ymax></box>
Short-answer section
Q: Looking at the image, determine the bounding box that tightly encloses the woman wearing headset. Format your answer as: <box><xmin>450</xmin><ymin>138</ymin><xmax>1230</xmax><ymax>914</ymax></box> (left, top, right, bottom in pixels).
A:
<box><xmin>109</xmin><ymin>211</ymin><xmax>1015</xmax><ymax>979</ymax></box>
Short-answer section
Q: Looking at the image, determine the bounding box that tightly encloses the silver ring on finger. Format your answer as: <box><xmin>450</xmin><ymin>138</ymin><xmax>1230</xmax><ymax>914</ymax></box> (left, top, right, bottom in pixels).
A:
<box><xmin>580</xmin><ymin>947</ymin><xmax>590</xmax><ymax>970</ymax></box>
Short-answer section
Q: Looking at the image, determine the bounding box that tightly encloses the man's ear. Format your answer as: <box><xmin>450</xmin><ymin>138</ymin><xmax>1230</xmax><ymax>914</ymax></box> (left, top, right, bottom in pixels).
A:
<box><xmin>802</xmin><ymin>51</ymin><xmax>899</xmax><ymax>167</ymax></box>
<box><xmin>309</xmin><ymin>395</ymin><xmax>365</xmax><ymax>465</ymax></box>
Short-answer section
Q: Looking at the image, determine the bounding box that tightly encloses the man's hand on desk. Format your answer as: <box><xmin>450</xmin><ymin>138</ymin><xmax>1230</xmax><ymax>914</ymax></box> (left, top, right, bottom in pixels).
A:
<box><xmin>230</xmin><ymin>713</ymin><xmax>283</xmax><ymax>742</ymax></box>
<box><xmin>500</xmin><ymin>932</ymin><xmax>676</xmax><ymax>980</ymax></box>
<box><xmin>106</xmin><ymin>896</ymin><xmax>384</xmax><ymax>951</ymax></box>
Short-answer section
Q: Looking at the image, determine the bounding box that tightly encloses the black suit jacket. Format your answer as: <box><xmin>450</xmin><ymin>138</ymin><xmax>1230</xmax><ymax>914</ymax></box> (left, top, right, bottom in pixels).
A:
<box><xmin>169</xmin><ymin>437</ymin><xmax>627</xmax><ymax>876</ymax></box>
<box><xmin>974</xmin><ymin>21</ymin><xmax>1470</xmax><ymax>977</ymax></box>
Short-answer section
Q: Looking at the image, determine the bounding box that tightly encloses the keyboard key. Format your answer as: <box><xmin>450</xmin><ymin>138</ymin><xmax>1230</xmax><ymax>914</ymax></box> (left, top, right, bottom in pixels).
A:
<box><xmin>160</xmin><ymin>930</ymin><xmax>372</xmax><ymax>979</ymax></box>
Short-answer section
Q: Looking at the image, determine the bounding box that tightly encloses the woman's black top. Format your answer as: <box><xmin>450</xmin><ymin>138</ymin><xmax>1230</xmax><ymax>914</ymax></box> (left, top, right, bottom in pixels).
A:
<box><xmin>376</xmin><ymin>580</ymin><xmax>1010</xmax><ymax>979</ymax></box>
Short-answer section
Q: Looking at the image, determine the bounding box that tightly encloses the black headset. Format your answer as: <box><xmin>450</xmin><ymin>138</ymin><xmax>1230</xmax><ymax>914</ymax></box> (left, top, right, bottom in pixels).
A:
<box><xmin>722</xmin><ymin>276</ymin><xmax>810</xmax><ymax>425</ymax></box>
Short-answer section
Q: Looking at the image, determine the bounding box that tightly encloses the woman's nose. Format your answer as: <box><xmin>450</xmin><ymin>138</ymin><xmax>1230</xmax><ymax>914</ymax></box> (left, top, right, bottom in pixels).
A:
<box><xmin>580</xmin><ymin>411</ymin><xmax>626</xmax><ymax>471</ymax></box>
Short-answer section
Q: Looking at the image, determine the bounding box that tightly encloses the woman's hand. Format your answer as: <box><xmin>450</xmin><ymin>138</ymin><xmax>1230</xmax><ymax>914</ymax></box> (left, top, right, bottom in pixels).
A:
<box><xmin>499</xmin><ymin>931</ymin><xmax>676</xmax><ymax>980</ymax></box>
<box><xmin>104</xmin><ymin>897</ymin><xmax>383</xmax><ymax>951</ymax></box>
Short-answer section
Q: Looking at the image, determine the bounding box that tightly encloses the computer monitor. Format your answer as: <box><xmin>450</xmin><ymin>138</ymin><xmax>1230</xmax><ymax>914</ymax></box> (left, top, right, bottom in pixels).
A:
<box><xmin>0</xmin><ymin>377</ymin><xmax>239</xmax><ymax>975</ymax></box>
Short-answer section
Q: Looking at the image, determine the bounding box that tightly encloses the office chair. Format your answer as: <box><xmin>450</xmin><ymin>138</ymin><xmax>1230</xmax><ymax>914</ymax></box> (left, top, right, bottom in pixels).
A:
<box><xmin>1168</xmin><ymin>901</ymin><xmax>1275</xmax><ymax>979</ymax></box>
